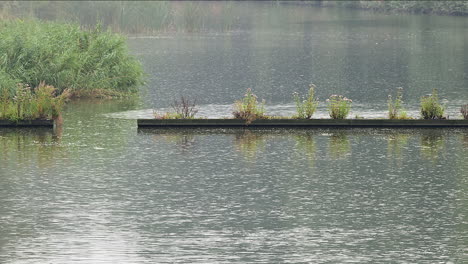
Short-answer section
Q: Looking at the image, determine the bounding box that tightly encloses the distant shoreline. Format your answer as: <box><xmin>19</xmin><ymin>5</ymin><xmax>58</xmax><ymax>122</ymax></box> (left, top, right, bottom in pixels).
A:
<box><xmin>278</xmin><ymin>1</ymin><xmax>468</xmax><ymax>17</ymax></box>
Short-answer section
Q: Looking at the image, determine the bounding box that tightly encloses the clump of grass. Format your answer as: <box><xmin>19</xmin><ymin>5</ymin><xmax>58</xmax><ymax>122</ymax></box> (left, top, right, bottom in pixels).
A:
<box><xmin>0</xmin><ymin>81</ymin><xmax>70</xmax><ymax>121</ymax></box>
<box><xmin>420</xmin><ymin>89</ymin><xmax>445</xmax><ymax>119</ymax></box>
<box><xmin>0</xmin><ymin>20</ymin><xmax>144</xmax><ymax>98</ymax></box>
<box><xmin>326</xmin><ymin>95</ymin><xmax>352</xmax><ymax>119</ymax></box>
<box><xmin>461</xmin><ymin>104</ymin><xmax>468</xmax><ymax>119</ymax></box>
<box><xmin>293</xmin><ymin>84</ymin><xmax>319</xmax><ymax>119</ymax></box>
<box><xmin>388</xmin><ymin>87</ymin><xmax>409</xmax><ymax>119</ymax></box>
<box><xmin>232</xmin><ymin>88</ymin><xmax>266</xmax><ymax>122</ymax></box>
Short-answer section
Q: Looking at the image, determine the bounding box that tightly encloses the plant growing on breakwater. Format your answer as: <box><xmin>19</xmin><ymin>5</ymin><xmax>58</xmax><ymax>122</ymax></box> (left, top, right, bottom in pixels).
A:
<box><xmin>232</xmin><ymin>88</ymin><xmax>266</xmax><ymax>122</ymax></box>
<box><xmin>0</xmin><ymin>20</ymin><xmax>144</xmax><ymax>98</ymax></box>
<box><xmin>420</xmin><ymin>89</ymin><xmax>445</xmax><ymax>119</ymax></box>
<box><xmin>154</xmin><ymin>96</ymin><xmax>199</xmax><ymax>119</ymax></box>
<box><xmin>388</xmin><ymin>87</ymin><xmax>410</xmax><ymax>119</ymax></box>
<box><xmin>293</xmin><ymin>84</ymin><xmax>319</xmax><ymax>119</ymax></box>
<box><xmin>171</xmin><ymin>96</ymin><xmax>198</xmax><ymax>119</ymax></box>
<box><xmin>0</xmin><ymin>82</ymin><xmax>70</xmax><ymax>121</ymax></box>
<box><xmin>327</xmin><ymin>95</ymin><xmax>352</xmax><ymax>119</ymax></box>
<box><xmin>147</xmin><ymin>86</ymin><xmax>468</xmax><ymax>122</ymax></box>
<box><xmin>461</xmin><ymin>105</ymin><xmax>468</xmax><ymax>119</ymax></box>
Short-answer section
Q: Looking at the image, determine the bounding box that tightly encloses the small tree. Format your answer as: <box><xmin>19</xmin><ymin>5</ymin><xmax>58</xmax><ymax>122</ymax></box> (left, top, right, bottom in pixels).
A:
<box><xmin>171</xmin><ymin>96</ymin><xmax>198</xmax><ymax>119</ymax></box>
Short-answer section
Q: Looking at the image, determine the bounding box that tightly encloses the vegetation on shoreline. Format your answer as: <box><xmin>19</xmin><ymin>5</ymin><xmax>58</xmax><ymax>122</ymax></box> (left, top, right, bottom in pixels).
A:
<box><xmin>0</xmin><ymin>19</ymin><xmax>144</xmax><ymax>121</ymax></box>
<box><xmin>319</xmin><ymin>1</ymin><xmax>468</xmax><ymax>16</ymax></box>
<box><xmin>0</xmin><ymin>20</ymin><xmax>144</xmax><ymax>98</ymax></box>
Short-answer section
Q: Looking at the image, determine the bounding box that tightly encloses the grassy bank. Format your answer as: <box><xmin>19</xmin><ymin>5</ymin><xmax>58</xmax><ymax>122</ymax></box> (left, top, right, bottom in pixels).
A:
<box><xmin>0</xmin><ymin>20</ymin><xmax>144</xmax><ymax>98</ymax></box>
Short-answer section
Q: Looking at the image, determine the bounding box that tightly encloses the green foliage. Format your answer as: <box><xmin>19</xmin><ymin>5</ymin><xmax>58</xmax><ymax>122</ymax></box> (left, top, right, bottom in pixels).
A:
<box><xmin>420</xmin><ymin>89</ymin><xmax>445</xmax><ymax>119</ymax></box>
<box><xmin>0</xmin><ymin>19</ymin><xmax>144</xmax><ymax>97</ymax></box>
<box><xmin>293</xmin><ymin>84</ymin><xmax>319</xmax><ymax>119</ymax></box>
<box><xmin>0</xmin><ymin>82</ymin><xmax>70</xmax><ymax>121</ymax></box>
<box><xmin>388</xmin><ymin>87</ymin><xmax>408</xmax><ymax>119</ymax></box>
<box><xmin>327</xmin><ymin>95</ymin><xmax>352</xmax><ymax>119</ymax></box>
<box><xmin>461</xmin><ymin>104</ymin><xmax>468</xmax><ymax>120</ymax></box>
<box><xmin>232</xmin><ymin>88</ymin><xmax>266</xmax><ymax>122</ymax></box>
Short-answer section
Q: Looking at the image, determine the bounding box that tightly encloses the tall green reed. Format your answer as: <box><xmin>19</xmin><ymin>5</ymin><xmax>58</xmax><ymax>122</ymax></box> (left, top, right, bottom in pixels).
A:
<box><xmin>0</xmin><ymin>20</ymin><xmax>144</xmax><ymax>97</ymax></box>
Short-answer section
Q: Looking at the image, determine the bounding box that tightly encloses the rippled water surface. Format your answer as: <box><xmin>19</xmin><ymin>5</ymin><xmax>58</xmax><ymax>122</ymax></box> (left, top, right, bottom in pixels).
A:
<box><xmin>1</xmin><ymin>2</ymin><xmax>468</xmax><ymax>263</ymax></box>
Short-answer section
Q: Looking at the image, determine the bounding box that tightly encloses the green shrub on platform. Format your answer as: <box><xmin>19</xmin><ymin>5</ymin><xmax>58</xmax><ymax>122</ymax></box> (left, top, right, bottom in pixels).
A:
<box><xmin>388</xmin><ymin>87</ymin><xmax>408</xmax><ymax>119</ymax></box>
<box><xmin>293</xmin><ymin>84</ymin><xmax>319</xmax><ymax>119</ymax></box>
<box><xmin>0</xmin><ymin>82</ymin><xmax>70</xmax><ymax>121</ymax></box>
<box><xmin>327</xmin><ymin>95</ymin><xmax>352</xmax><ymax>119</ymax></box>
<box><xmin>232</xmin><ymin>88</ymin><xmax>266</xmax><ymax>122</ymax></box>
<box><xmin>420</xmin><ymin>89</ymin><xmax>445</xmax><ymax>119</ymax></box>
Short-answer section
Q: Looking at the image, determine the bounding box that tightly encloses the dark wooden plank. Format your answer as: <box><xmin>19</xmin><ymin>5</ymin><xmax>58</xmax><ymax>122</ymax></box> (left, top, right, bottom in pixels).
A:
<box><xmin>137</xmin><ymin>119</ymin><xmax>468</xmax><ymax>128</ymax></box>
<box><xmin>0</xmin><ymin>120</ymin><xmax>55</xmax><ymax>127</ymax></box>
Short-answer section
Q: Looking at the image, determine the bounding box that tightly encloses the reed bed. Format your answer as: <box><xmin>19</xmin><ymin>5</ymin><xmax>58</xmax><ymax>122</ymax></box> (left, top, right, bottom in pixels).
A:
<box><xmin>0</xmin><ymin>19</ymin><xmax>144</xmax><ymax>121</ymax></box>
<box><xmin>0</xmin><ymin>20</ymin><xmax>144</xmax><ymax>97</ymax></box>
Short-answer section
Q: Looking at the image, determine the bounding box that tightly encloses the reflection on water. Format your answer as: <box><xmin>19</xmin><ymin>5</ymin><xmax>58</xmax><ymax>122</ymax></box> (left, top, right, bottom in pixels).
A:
<box><xmin>328</xmin><ymin>132</ymin><xmax>351</xmax><ymax>159</ymax></box>
<box><xmin>151</xmin><ymin>131</ymin><xmax>196</xmax><ymax>153</ymax></box>
<box><xmin>420</xmin><ymin>131</ymin><xmax>446</xmax><ymax>162</ymax></box>
<box><xmin>387</xmin><ymin>132</ymin><xmax>409</xmax><ymax>159</ymax></box>
<box><xmin>1</xmin><ymin>126</ymin><xmax>467</xmax><ymax>263</ymax></box>
<box><xmin>234</xmin><ymin>130</ymin><xmax>268</xmax><ymax>161</ymax></box>
<box><xmin>293</xmin><ymin>132</ymin><xmax>317</xmax><ymax>167</ymax></box>
<box><xmin>461</xmin><ymin>133</ymin><xmax>468</xmax><ymax>149</ymax></box>
<box><xmin>0</xmin><ymin>128</ymin><xmax>63</xmax><ymax>169</ymax></box>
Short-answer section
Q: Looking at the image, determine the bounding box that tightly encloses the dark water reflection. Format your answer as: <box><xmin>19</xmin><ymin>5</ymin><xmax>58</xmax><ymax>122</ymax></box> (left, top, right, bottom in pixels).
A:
<box><xmin>1</xmin><ymin>119</ymin><xmax>467</xmax><ymax>263</ymax></box>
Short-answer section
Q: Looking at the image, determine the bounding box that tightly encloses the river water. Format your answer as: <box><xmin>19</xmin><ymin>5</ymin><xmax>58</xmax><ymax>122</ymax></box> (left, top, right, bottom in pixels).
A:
<box><xmin>1</xmin><ymin>2</ymin><xmax>467</xmax><ymax>263</ymax></box>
